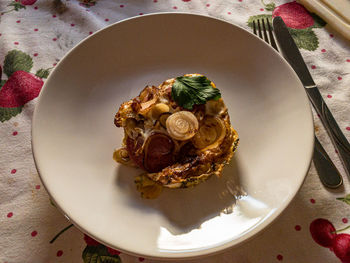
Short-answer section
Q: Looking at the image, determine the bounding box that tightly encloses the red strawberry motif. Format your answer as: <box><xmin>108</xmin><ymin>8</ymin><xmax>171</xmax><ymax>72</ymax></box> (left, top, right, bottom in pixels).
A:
<box><xmin>107</xmin><ymin>247</ymin><xmax>121</xmax><ymax>255</ymax></box>
<box><xmin>310</xmin><ymin>218</ymin><xmax>336</xmax><ymax>248</ymax></box>
<box><xmin>0</xmin><ymin>70</ymin><xmax>43</xmax><ymax>107</ymax></box>
<box><xmin>249</xmin><ymin>1</ymin><xmax>326</xmax><ymax>51</ymax></box>
<box><xmin>333</xmin><ymin>234</ymin><xmax>350</xmax><ymax>263</ymax></box>
<box><xmin>83</xmin><ymin>234</ymin><xmax>100</xmax><ymax>246</ymax></box>
<box><xmin>15</xmin><ymin>0</ymin><xmax>37</xmax><ymax>5</ymax></box>
<box><xmin>272</xmin><ymin>1</ymin><xmax>314</xmax><ymax>29</ymax></box>
<box><xmin>0</xmin><ymin>49</ymin><xmax>51</xmax><ymax>122</ymax></box>
<box><xmin>310</xmin><ymin>216</ymin><xmax>350</xmax><ymax>262</ymax></box>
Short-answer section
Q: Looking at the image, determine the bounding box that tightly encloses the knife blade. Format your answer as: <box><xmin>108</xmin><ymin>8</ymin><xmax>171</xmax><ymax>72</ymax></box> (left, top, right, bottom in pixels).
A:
<box><xmin>273</xmin><ymin>16</ymin><xmax>350</xmax><ymax>181</ymax></box>
<box><xmin>272</xmin><ymin>20</ymin><xmax>315</xmax><ymax>88</ymax></box>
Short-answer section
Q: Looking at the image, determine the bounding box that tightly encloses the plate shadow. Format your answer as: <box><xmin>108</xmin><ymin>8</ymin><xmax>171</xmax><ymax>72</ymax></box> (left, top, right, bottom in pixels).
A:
<box><xmin>115</xmin><ymin>156</ymin><xmax>245</xmax><ymax>235</ymax></box>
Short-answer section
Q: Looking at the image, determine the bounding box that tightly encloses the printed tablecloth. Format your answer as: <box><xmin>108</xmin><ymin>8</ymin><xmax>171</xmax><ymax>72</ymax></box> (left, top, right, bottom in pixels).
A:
<box><xmin>1</xmin><ymin>0</ymin><xmax>350</xmax><ymax>262</ymax></box>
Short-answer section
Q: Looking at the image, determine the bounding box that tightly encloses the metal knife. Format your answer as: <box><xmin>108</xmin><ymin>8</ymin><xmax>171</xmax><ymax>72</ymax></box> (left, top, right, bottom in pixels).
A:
<box><xmin>273</xmin><ymin>16</ymin><xmax>347</xmax><ymax>185</ymax></box>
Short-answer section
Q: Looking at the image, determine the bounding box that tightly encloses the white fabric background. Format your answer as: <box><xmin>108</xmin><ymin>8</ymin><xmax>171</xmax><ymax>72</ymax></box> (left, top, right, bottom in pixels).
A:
<box><xmin>0</xmin><ymin>0</ymin><xmax>349</xmax><ymax>262</ymax></box>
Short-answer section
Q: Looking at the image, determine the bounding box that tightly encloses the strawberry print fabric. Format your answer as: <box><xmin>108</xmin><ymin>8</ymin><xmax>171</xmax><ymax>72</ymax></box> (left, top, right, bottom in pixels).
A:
<box><xmin>0</xmin><ymin>0</ymin><xmax>350</xmax><ymax>262</ymax></box>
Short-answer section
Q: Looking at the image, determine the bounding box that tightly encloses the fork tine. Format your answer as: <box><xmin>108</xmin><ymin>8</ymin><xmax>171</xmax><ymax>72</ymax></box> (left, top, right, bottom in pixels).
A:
<box><xmin>253</xmin><ymin>20</ymin><xmax>257</xmax><ymax>35</ymax></box>
<box><xmin>266</xmin><ymin>18</ymin><xmax>278</xmax><ymax>51</ymax></box>
<box><xmin>257</xmin><ymin>19</ymin><xmax>263</xmax><ymax>39</ymax></box>
<box><xmin>261</xmin><ymin>19</ymin><xmax>269</xmax><ymax>44</ymax></box>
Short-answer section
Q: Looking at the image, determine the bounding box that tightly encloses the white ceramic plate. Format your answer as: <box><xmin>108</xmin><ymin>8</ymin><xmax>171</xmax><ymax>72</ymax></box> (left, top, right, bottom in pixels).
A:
<box><xmin>32</xmin><ymin>13</ymin><xmax>314</xmax><ymax>259</ymax></box>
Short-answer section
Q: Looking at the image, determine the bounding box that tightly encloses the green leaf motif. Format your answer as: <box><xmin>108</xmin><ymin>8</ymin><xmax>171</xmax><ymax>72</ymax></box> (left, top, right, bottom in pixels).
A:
<box><xmin>78</xmin><ymin>0</ymin><xmax>97</xmax><ymax>7</ymax></box>
<box><xmin>0</xmin><ymin>107</ymin><xmax>23</xmax><ymax>122</ymax></box>
<box><xmin>8</xmin><ymin>1</ymin><xmax>26</xmax><ymax>11</ymax></box>
<box><xmin>3</xmin><ymin>50</ymin><xmax>33</xmax><ymax>78</ymax></box>
<box><xmin>247</xmin><ymin>14</ymin><xmax>272</xmax><ymax>29</ymax></box>
<box><xmin>100</xmin><ymin>256</ymin><xmax>121</xmax><ymax>262</ymax></box>
<box><xmin>261</xmin><ymin>0</ymin><xmax>275</xmax><ymax>11</ymax></box>
<box><xmin>311</xmin><ymin>13</ymin><xmax>326</xmax><ymax>28</ymax></box>
<box><xmin>265</xmin><ymin>3</ymin><xmax>275</xmax><ymax>11</ymax></box>
<box><xmin>171</xmin><ymin>76</ymin><xmax>221</xmax><ymax>110</ymax></box>
<box><xmin>82</xmin><ymin>245</ymin><xmax>121</xmax><ymax>263</ymax></box>
<box><xmin>337</xmin><ymin>194</ymin><xmax>350</xmax><ymax>205</ymax></box>
<box><xmin>36</xmin><ymin>68</ymin><xmax>50</xmax><ymax>79</ymax></box>
<box><xmin>0</xmin><ymin>80</ymin><xmax>6</xmax><ymax>91</ymax></box>
<box><xmin>49</xmin><ymin>198</ymin><xmax>57</xmax><ymax>207</ymax></box>
<box><xmin>289</xmin><ymin>28</ymin><xmax>319</xmax><ymax>51</ymax></box>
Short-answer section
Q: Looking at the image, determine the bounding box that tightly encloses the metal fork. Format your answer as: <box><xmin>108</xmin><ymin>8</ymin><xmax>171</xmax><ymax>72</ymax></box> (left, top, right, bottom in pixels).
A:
<box><xmin>253</xmin><ymin>18</ymin><xmax>343</xmax><ymax>189</ymax></box>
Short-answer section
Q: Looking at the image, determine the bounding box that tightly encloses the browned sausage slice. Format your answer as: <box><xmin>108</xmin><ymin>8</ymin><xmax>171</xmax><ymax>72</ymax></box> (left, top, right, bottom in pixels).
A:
<box><xmin>126</xmin><ymin>136</ymin><xmax>145</xmax><ymax>169</ymax></box>
<box><xmin>144</xmin><ymin>134</ymin><xmax>174</xmax><ymax>173</ymax></box>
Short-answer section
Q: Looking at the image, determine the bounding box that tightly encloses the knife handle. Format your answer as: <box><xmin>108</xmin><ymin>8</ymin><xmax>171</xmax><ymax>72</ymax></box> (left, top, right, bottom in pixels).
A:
<box><xmin>306</xmin><ymin>87</ymin><xmax>350</xmax><ymax>175</ymax></box>
<box><xmin>313</xmin><ymin>136</ymin><xmax>342</xmax><ymax>188</ymax></box>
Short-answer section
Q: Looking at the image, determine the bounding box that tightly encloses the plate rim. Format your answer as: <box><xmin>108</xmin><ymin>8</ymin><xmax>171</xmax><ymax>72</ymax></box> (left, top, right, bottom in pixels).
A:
<box><xmin>31</xmin><ymin>12</ymin><xmax>315</xmax><ymax>259</ymax></box>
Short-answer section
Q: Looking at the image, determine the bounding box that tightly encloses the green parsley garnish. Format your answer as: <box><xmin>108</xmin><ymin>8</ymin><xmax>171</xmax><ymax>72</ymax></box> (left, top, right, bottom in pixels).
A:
<box><xmin>171</xmin><ymin>75</ymin><xmax>221</xmax><ymax>110</ymax></box>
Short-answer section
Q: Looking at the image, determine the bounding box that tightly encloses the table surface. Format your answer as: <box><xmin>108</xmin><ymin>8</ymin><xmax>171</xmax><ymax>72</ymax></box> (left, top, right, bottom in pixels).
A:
<box><xmin>0</xmin><ymin>0</ymin><xmax>350</xmax><ymax>262</ymax></box>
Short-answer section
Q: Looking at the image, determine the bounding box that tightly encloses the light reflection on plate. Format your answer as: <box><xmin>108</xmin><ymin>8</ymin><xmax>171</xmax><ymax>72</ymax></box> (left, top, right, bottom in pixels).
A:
<box><xmin>157</xmin><ymin>195</ymin><xmax>273</xmax><ymax>251</ymax></box>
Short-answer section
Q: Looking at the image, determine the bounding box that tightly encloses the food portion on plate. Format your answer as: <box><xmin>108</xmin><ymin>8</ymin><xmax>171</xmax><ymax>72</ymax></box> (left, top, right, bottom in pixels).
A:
<box><xmin>113</xmin><ymin>74</ymin><xmax>239</xmax><ymax>198</ymax></box>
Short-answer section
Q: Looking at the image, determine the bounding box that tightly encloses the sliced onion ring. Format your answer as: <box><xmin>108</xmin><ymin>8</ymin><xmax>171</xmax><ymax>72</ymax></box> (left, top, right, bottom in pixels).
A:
<box><xmin>166</xmin><ymin>111</ymin><xmax>199</xmax><ymax>141</ymax></box>
<box><xmin>192</xmin><ymin>116</ymin><xmax>226</xmax><ymax>150</ymax></box>
<box><xmin>159</xmin><ymin>112</ymin><xmax>171</xmax><ymax>128</ymax></box>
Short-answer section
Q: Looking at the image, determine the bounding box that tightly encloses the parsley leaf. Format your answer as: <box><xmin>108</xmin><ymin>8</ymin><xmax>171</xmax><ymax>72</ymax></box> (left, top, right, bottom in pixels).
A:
<box><xmin>171</xmin><ymin>75</ymin><xmax>221</xmax><ymax>110</ymax></box>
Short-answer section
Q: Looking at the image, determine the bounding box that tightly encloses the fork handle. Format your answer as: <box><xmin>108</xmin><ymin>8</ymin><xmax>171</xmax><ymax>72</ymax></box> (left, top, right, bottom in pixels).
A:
<box><xmin>306</xmin><ymin>87</ymin><xmax>350</xmax><ymax>175</ymax></box>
